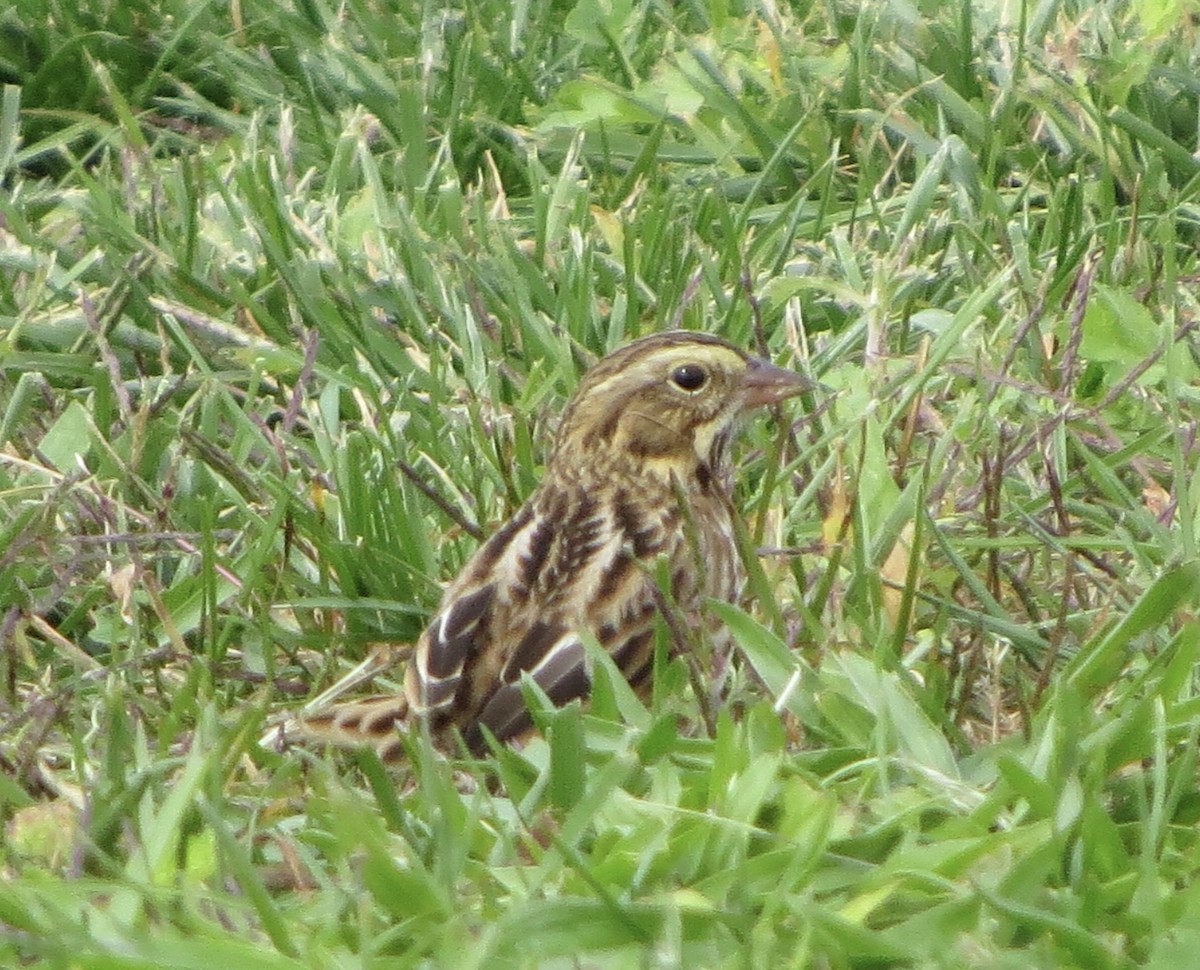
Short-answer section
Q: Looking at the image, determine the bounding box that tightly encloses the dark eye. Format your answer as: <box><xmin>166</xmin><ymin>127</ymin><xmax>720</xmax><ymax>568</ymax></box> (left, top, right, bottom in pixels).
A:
<box><xmin>670</xmin><ymin>364</ymin><xmax>708</xmax><ymax>391</ymax></box>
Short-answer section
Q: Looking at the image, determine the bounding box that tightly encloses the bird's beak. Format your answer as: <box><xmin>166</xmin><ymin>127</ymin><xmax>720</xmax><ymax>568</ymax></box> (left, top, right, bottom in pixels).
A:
<box><xmin>741</xmin><ymin>357</ymin><xmax>821</xmax><ymax>408</ymax></box>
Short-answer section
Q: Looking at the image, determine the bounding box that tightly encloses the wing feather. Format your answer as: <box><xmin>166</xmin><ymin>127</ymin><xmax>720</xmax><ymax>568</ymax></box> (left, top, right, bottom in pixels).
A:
<box><xmin>339</xmin><ymin>470</ymin><xmax>739</xmax><ymax>755</ymax></box>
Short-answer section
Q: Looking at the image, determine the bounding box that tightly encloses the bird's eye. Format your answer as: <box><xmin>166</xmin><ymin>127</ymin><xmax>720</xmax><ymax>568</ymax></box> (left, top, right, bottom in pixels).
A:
<box><xmin>670</xmin><ymin>364</ymin><xmax>708</xmax><ymax>392</ymax></box>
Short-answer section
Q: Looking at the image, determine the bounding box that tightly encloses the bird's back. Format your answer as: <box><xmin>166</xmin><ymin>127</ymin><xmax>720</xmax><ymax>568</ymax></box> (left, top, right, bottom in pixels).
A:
<box><xmin>407</xmin><ymin>458</ymin><xmax>741</xmax><ymax>752</ymax></box>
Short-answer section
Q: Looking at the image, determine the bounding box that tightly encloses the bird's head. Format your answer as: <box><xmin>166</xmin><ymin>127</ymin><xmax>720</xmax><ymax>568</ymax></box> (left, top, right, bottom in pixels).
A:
<box><xmin>551</xmin><ymin>331</ymin><xmax>815</xmax><ymax>485</ymax></box>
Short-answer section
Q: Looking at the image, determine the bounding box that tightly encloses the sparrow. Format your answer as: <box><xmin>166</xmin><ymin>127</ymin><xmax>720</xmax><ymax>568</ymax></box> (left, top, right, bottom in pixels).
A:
<box><xmin>275</xmin><ymin>330</ymin><xmax>814</xmax><ymax>759</ymax></box>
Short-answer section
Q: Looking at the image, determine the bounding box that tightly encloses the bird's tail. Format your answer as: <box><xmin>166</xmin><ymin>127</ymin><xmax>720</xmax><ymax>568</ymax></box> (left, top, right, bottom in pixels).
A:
<box><xmin>259</xmin><ymin>646</ymin><xmax>412</xmax><ymax>762</ymax></box>
<box><xmin>278</xmin><ymin>694</ymin><xmax>412</xmax><ymax>762</ymax></box>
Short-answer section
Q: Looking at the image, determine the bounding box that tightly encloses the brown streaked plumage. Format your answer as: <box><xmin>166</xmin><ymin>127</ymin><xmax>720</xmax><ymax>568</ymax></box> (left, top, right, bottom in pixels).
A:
<box><xmin>277</xmin><ymin>331</ymin><xmax>814</xmax><ymax>759</ymax></box>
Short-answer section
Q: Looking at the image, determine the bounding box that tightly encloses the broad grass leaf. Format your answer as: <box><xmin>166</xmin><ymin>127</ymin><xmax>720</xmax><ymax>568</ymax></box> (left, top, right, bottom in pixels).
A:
<box><xmin>709</xmin><ymin>600</ymin><xmax>813</xmax><ymax>718</ymax></box>
<box><xmin>827</xmin><ymin>652</ymin><xmax>958</xmax><ymax>779</ymax></box>
<box><xmin>37</xmin><ymin>399</ymin><xmax>91</xmax><ymax>472</ymax></box>
<box><xmin>1067</xmin><ymin>560</ymin><xmax>1200</xmax><ymax>696</ymax></box>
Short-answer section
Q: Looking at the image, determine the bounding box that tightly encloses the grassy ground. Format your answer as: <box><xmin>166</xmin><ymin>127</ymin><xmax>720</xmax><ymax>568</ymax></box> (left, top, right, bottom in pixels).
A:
<box><xmin>2</xmin><ymin>0</ymin><xmax>1200</xmax><ymax>966</ymax></box>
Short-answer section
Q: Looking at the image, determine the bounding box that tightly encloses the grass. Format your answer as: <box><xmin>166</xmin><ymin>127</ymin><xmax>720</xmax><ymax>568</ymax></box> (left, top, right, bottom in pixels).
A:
<box><xmin>2</xmin><ymin>0</ymin><xmax>1200</xmax><ymax>965</ymax></box>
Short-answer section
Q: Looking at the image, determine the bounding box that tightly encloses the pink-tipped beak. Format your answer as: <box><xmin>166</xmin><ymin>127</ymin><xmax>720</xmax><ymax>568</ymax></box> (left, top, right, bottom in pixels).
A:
<box><xmin>741</xmin><ymin>357</ymin><xmax>820</xmax><ymax>408</ymax></box>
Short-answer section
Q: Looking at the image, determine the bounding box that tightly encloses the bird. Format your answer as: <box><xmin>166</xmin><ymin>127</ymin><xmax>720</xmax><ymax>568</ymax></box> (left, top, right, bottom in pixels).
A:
<box><xmin>273</xmin><ymin>330</ymin><xmax>815</xmax><ymax>760</ymax></box>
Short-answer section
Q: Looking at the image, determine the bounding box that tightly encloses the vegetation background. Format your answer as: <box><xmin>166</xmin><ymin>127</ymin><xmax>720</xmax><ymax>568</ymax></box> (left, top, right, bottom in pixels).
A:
<box><xmin>2</xmin><ymin>0</ymin><xmax>1200</xmax><ymax>965</ymax></box>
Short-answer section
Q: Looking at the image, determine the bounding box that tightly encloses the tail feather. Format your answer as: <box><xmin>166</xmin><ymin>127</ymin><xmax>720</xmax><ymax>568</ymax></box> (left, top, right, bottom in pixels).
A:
<box><xmin>289</xmin><ymin>694</ymin><xmax>412</xmax><ymax>762</ymax></box>
<box><xmin>258</xmin><ymin>646</ymin><xmax>412</xmax><ymax>762</ymax></box>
